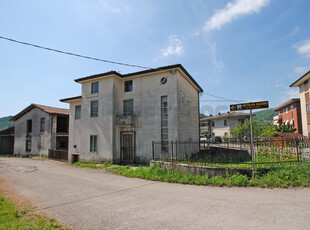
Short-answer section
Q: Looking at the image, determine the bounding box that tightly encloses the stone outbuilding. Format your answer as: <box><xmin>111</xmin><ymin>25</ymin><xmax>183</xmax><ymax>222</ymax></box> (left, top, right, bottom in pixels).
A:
<box><xmin>10</xmin><ymin>104</ymin><xmax>69</xmax><ymax>159</ymax></box>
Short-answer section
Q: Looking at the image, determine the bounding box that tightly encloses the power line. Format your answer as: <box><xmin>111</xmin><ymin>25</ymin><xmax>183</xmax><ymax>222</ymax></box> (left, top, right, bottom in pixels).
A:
<box><xmin>0</xmin><ymin>35</ymin><xmax>151</xmax><ymax>69</ymax></box>
<box><xmin>0</xmin><ymin>36</ymin><xmax>249</xmax><ymax>103</ymax></box>
<box><xmin>202</xmin><ymin>92</ymin><xmax>246</xmax><ymax>103</ymax></box>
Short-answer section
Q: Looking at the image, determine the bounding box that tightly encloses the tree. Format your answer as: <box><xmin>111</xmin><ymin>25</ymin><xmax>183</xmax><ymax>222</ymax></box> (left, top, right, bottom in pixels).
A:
<box><xmin>200</xmin><ymin>113</ymin><xmax>207</xmax><ymax>119</ymax></box>
<box><xmin>231</xmin><ymin>120</ymin><xmax>261</xmax><ymax>139</ymax></box>
<box><xmin>260</xmin><ymin>124</ymin><xmax>278</xmax><ymax>137</ymax></box>
<box><xmin>275</xmin><ymin>123</ymin><xmax>297</xmax><ymax>133</ymax></box>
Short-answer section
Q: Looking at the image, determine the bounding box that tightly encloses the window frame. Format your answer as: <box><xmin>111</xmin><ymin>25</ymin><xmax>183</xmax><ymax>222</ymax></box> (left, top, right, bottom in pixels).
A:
<box><xmin>123</xmin><ymin>99</ymin><xmax>134</xmax><ymax>115</ymax></box>
<box><xmin>27</xmin><ymin>119</ymin><xmax>32</xmax><ymax>133</ymax></box>
<box><xmin>40</xmin><ymin>117</ymin><xmax>45</xmax><ymax>132</ymax></box>
<box><xmin>25</xmin><ymin>140</ymin><xmax>31</xmax><ymax>152</ymax></box>
<box><xmin>90</xmin><ymin>135</ymin><xmax>97</xmax><ymax>152</ymax></box>
<box><xmin>75</xmin><ymin>105</ymin><xmax>81</xmax><ymax>119</ymax></box>
<box><xmin>124</xmin><ymin>80</ymin><xmax>133</xmax><ymax>92</ymax></box>
<box><xmin>91</xmin><ymin>82</ymin><xmax>99</xmax><ymax>94</ymax></box>
<box><xmin>90</xmin><ymin>101</ymin><xmax>98</xmax><ymax>117</ymax></box>
<box><xmin>224</xmin><ymin>120</ymin><xmax>227</xmax><ymax>126</ymax></box>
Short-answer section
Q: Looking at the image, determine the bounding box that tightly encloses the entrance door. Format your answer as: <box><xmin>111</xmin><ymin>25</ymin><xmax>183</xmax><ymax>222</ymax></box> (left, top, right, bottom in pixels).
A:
<box><xmin>121</xmin><ymin>132</ymin><xmax>135</xmax><ymax>163</ymax></box>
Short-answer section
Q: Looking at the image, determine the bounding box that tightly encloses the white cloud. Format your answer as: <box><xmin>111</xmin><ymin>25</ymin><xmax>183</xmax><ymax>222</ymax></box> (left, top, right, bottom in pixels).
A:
<box><xmin>280</xmin><ymin>89</ymin><xmax>299</xmax><ymax>102</ymax></box>
<box><xmin>192</xmin><ymin>31</ymin><xmax>201</xmax><ymax>36</ymax></box>
<box><xmin>272</xmin><ymin>26</ymin><xmax>299</xmax><ymax>43</ymax></box>
<box><xmin>208</xmin><ymin>42</ymin><xmax>224</xmax><ymax>73</ymax></box>
<box><xmin>275</xmin><ymin>84</ymin><xmax>284</xmax><ymax>88</ymax></box>
<box><xmin>161</xmin><ymin>35</ymin><xmax>184</xmax><ymax>57</ymax></box>
<box><xmin>294</xmin><ymin>66</ymin><xmax>310</xmax><ymax>74</ymax></box>
<box><xmin>204</xmin><ymin>0</ymin><xmax>270</xmax><ymax>32</ymax></box>
<box><xmin>296</xmin><ymin>40</ymin><xmax>310</xmax><ymax>58</ymax></box>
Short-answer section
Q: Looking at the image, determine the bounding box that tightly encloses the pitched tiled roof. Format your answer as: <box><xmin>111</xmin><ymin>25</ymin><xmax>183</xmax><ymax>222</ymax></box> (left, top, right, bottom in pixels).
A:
<box><xmin>60</xmin><ymin>96</ymin><xmax>82</xmax><ymax>103</ymax></box>
<box><xmin>273</xmin><ymin>98</ymin><xmax>300</xmax><ymax>111</ymax></box>
<box><xmin>10</xmin><ymin>104</ymin><xmax>69</xmax><ymax>122</ymax></box>
<box><xmin>74</xmin><ymin>64</ymin><xmax>203</xmax><ymax>92</ymax></box>
<box><xmin>200</xmin><ymin>112</ymin><xmax>254</xmax><ymax>121</ymax></box>
<box><xmin>290</xmin><ymin>70</ymin><xmax>310</xmax><ymax>87</ymax></box>
<box><xmin>273</xmin><ymin>132</ymin><xmax>303</xmax><ymax>139</ymax></box>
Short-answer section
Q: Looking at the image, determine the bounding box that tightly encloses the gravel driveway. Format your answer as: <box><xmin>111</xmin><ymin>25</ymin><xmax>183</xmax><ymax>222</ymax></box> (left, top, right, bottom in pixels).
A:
<box><xmin>0</xmin><ymin>158</ymin><xmax>309</xmax><ymax>230</ymax></box>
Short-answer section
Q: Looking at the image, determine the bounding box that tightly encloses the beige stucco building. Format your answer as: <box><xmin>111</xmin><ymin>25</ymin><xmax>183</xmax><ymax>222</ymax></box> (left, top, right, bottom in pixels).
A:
<box><xmin>61</xmin><ymin>64</ymin><xmax>203</xmax><ymax>164</ymax></box>
<box><xmin>10</xmin><ymin>104</ymin><xmax>69</xmax><ymax>157</ymax></box>
<box><xmin>200</xmin><ymin>112</ymin><xmax>252</xmax><ymax>137</ymax></box>
<box><xmin>290</xmin><ymin>70</ymin><xmax>310</xmax><ymax>137</ymax></box>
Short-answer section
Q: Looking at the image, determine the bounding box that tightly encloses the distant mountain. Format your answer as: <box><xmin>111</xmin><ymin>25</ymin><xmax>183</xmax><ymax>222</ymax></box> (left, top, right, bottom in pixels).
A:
<box><xmin>253</xmin><ymin>108</ymin><xmax>277</xmax><ymax>125</ymax></box>
<box><xmin>0</xmin><ymin>116</ymin><xmax>14</xmax><ymax>131</ymax></box>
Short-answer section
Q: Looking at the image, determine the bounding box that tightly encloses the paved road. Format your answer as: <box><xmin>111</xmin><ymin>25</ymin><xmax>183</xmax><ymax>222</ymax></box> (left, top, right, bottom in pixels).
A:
<box><xmin>0</xmin><ymin>158</ymin><xmax>309</xmax><ymax>230</ymax></box>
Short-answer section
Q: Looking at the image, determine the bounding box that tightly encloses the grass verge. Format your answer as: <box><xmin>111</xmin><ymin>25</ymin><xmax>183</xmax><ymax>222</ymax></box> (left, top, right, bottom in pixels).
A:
<box><xmin>69</xmin><ymin>161</ymin><xmax>310</xmax><ymax>188</ymax></box>
<box><xmin>0</xmin><ymin>192</ymin><xmax>69</xmax><ymax>229</ymax></box>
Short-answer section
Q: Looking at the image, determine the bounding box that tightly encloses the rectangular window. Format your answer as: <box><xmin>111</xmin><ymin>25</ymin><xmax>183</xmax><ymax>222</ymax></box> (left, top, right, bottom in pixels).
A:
<box><xmin>161</xmin><ymin>96</ymin><xmax>168</xmax><ymax>153</ymax></box>
<box><xmin>40</xmin><ymin>118</ymin><xmax>45</xmax><ymax>132</ymax></box>
<box><xmin>75</xmin><ymin>105</ymin><xmax>81</xmax><ymax>119</ymax></box>
<box><xmin>306</xmin><ymin>103</ymin><xmax>310</xmax><ymax>113</ymax></box>
<box><xmin>290</xmin><ymin>105</ymin><xmax>294</xmax><ymax>112</ymax></box>
<box><xmin>238</xmin><ymin>119</ymin><xmax>245</xmax><ymax>124</ymax></box>
<box><xmin>90</xmin><ymin>135</ymin><xmax>97</xmax><ymax>152</ymax></box>
<box><xmin>26</xmin><ymin>140</ymin><xmax>31</xmax><ymax>152</ymax></box>
<box><xmin>27</xmin><ymin>119</ymin><xmax>32</xmax><ymax>133</ymax></box>
<box><xmin>123</xmin><ymin>99</ymin><xmax>134</xmax><ymax>115</ymax></box>
<box><xmin>286</xmin><ymin>107</ymin><xmax>288</xmax><ymax>113</ymax></box>
<box><xmin>224</xmin><ymin>120</ymin><xmax>227</xmax><ymax>126</ymax></box>
<box><xmin>212</xmin><ymin>121</ymin><xmax>215</xmax><ymax>127</ymax></box>
<box><xmin>124</xmin><ymin>80</ymin><xmax>133</xmax><ymax>92</ymax></box>
<box><xmin>305</xmin><ymin>80</ymin><xmax>309</xmax><ymax>92</ymax></box>
<box><xmin>90</xmin><ymin>101</ymin><xmax>98</xmax><ymax>117</ymax></box>
<box><xmin>91</xmin><ymin>82</ymin><xmax>99</xmax><ymax>94</ymax></box>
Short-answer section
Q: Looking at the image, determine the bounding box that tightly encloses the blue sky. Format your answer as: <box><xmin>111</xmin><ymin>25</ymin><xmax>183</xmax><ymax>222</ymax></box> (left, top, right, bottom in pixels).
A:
<box><xmin>1</xmin><ymin>0</ymin><xmax>310</xmax><ymax>117</ymax></box>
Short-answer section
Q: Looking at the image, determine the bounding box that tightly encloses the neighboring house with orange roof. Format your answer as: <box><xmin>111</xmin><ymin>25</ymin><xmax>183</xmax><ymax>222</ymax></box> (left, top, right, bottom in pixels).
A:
<box><xmin>273</xmin><ymin>98</ymin><xmax>302</xmax><ymax>134</ymax></box>
<box><xmin>10</xmin><ymin>104</ymin><xmax>69</xmax><ymax>158</ymax></box>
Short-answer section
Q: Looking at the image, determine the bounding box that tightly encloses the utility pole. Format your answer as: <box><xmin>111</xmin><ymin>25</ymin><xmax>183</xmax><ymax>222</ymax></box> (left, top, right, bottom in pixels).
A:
<box><xmin>250</xmin><ymin>109</ymin><xmax>254</xmax><ymax>176</ymax></box>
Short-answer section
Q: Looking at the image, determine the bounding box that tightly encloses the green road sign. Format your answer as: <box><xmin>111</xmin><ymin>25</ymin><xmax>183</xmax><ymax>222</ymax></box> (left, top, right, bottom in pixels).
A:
<box><xmin>230</xmin><ymin>101</ymin><xmax>269</xmax><ymax>111</ymax></box>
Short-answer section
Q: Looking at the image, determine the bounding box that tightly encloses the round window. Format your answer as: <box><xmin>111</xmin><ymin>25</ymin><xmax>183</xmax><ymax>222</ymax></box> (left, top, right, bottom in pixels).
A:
<box><xmin>161</xmin><ymin>77</ymin><xmax>167</xmax><ymax>85</ymax></box>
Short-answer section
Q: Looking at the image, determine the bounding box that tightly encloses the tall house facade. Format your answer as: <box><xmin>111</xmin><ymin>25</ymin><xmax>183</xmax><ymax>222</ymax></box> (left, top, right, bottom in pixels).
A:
<box><xmin>273</xmin><ymin>99</ymin><xmax>302</xmax><ymax>134</ymax></box>
<box><xmin>290</xmin><ymin>70</ymin><xmax>310</xmax><ymax>136</ymax></box>
<box><xmin>61</xmin><ymin>64</ymin><xmax>203</xmax><ymax>163</ymax></box>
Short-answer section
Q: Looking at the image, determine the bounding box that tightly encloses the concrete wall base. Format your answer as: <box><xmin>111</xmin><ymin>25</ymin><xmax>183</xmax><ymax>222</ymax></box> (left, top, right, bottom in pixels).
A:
<box><xmin>150</xmin><ymin>160</ymin><xmax>267</xmax><ymax>177</ymax></box>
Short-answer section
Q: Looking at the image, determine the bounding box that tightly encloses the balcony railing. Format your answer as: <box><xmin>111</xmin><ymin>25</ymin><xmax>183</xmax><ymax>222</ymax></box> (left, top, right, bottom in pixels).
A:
<box><xmin>115</xmin><ymin>113</ymin><xmax>135</xmax><ymax>126</ymax></box>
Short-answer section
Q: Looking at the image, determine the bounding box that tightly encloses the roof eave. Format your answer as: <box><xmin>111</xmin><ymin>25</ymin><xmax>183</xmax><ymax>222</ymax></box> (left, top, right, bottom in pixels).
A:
<box><xmin>290</xmin><ymin>70</ymin><xmax>310</xmax><ymax>87</ymax></box>
<box><xmin>60</xmin><ymin>96</ymin><xmax>82</xmax><ymax>103</ymax></box>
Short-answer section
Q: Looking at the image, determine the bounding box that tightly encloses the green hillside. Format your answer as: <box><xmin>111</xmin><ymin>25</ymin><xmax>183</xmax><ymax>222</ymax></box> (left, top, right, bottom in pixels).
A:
<box><xmin>0</xmin><ymin>116</ymin><xmax>14</xmax><ymax>131</ymax></box>
<box><xmin>253</xmin><ymin>108</ymin><xmax>277</xmax><ymax>125</ymax></box>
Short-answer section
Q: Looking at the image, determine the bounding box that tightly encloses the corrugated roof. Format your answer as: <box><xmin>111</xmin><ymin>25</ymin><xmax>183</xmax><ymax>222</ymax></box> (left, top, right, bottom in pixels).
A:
<box><xmin>10</xmin><ymin>104</ymin><xmax>69</xmax><ymax>122</ymax></box>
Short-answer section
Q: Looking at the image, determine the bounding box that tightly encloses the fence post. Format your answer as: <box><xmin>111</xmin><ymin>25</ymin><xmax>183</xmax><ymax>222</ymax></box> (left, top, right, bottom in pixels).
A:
<box><xmin>175</xmin><ymin>140</ymin><xmax>178</xmax><ymax>160</ymax></box>
<box><xmin>152</xmin><ymin>141</ymin><xmax>154</xmax><ymax>160</ymax></box>
<box><xmin>171</xmin><ymin>141</ymin><xmax>174</xmax><ymax>162</ymax></box>
<box><xmin>296</xmin><ymin>139</ymin><xmax>299</xmax><ymax>164</ymax></box>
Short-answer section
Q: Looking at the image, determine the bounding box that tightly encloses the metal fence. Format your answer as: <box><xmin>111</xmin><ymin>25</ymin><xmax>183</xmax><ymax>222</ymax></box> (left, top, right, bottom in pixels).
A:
<box><xmin>152</xmin><ymin>137</ymin><xmax>310</xmax><ymax>167</ymax></box>
<box><xmin>48</xmin><ymin>149</ymin><xmax>68</xmax><ymax>161</ymax></box>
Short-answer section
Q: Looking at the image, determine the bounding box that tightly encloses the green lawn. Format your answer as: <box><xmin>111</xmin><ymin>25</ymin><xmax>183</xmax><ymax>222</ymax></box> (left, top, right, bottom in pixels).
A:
<box><xmin>70</xmin><ymin>161</ymin><xmax>310</xmax><ymax>188</ymax></box>
<box><xmin>0</xmin><ymin>192</ymin><xmax>69</xmax><ymax>230</ymax></box>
